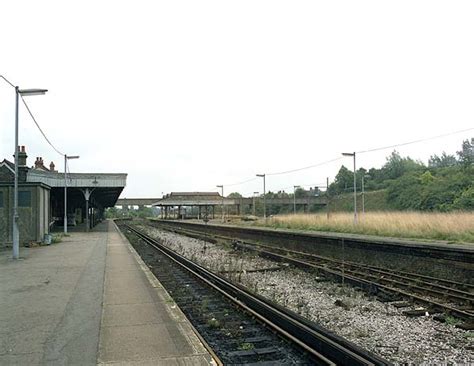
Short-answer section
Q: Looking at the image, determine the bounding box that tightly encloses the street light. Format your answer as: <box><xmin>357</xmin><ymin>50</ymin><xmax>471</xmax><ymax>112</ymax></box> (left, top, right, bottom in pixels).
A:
<box><xmin>342</xmin><ymin>152</ymin><xmax>357</xmax><ymax>224</ymax></box>
<box><xmin>64</xmin><ymin>155</ymin><xmax>80</xmax><ymax>234</ymax></box>
<box><xmin>361</xmin><ymin>174</ymin><xmax>371</xmax><ymax>215</ymax></box>
<box><xmin>216</xmin><ymin>185</ymin><xmax>224</xmax><ymax>223</ymax></box>
<box><xmin>12</xmin><ymin>87</ymin><xmax>48</xmax><ymax>259</ymax></box>
<box><xmin>293</xmin><ymin>185</ymin><xmax>300</xmax><ymax>214</ymax></box>
<box><xmin>256</xmin><ymin>174</ymin><xmax>266</xmax><ymax>219</ymax></box>
<box><xmin>252</xmin><ymin>191</ymin><xmax>259</xmax><ymax>216</ymax></box>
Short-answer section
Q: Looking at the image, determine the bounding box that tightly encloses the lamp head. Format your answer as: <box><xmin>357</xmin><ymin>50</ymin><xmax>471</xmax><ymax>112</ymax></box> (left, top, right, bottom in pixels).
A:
<box><xmin>18</xmin><ymin>88</ymin><xmax>48</xmax><ymax>96</ymax></box>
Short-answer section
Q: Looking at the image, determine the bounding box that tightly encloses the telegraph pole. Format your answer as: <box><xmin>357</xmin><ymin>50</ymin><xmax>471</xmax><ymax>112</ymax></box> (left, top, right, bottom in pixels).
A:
<box><xmin>256</xmin><ymin>174</ymin><xmax>266</xmax><ymax>219</ymax></box>
<box><xmin>342</xmin><ymin>152</ymin><xmax>357</xmax><ymax>224</ymax></box>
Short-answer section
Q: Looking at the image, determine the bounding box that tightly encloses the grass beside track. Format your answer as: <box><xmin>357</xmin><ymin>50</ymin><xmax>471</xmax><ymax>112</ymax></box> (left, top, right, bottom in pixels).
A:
<box><xmin>251</xmin><ymin>211</ymin><xmax>474</xmax><ymax>244</ymax></box>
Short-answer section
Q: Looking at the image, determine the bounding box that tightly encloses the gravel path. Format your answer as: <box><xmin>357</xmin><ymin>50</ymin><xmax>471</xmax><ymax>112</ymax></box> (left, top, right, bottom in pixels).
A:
<box><xmin>139</xmin><ymin>225</ymin><xmax>474</xmax><ymax>365</ymax></box>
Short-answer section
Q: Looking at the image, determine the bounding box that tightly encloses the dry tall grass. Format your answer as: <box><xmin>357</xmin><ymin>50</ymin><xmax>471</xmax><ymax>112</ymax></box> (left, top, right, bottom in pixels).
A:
<box><xmin>255</xmin><ymin>212</ymin><xmax>474</xmax><ymax>243</ymax></box>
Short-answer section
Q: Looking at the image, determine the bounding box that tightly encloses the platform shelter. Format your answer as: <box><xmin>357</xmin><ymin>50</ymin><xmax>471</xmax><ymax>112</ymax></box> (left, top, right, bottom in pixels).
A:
<box><xmin>152</xmin><ymin>192</ymin><xmax>242</xmax><ymax>219</ymax></box>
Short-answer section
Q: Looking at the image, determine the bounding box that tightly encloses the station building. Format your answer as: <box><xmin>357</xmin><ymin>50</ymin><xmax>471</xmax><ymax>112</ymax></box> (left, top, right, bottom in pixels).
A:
<box><xmin>0</xmin><ymin>147</ymin><xmax>127</xmax><ymax>248</ymax></box>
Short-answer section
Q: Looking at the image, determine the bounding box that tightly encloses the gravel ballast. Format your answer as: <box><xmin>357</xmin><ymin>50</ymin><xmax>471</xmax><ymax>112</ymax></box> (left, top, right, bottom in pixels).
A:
<box><xmin>138</xmin><ymin>225</ymin><xmax>474</xmax><ymax>365</ymax></box>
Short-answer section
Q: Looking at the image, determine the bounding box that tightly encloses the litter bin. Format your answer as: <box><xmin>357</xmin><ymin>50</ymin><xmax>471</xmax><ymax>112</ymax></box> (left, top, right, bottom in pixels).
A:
<box><xmin>44</xmin><ymin>234</ymin><xmax>52</xmax><ymax>245</ymax></box>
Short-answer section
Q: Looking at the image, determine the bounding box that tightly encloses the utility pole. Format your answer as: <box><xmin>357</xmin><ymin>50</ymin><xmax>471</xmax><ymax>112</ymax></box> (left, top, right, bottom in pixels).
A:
<box><xmin>216</xmin><ymin>185</ymin><xmax>224</xmax><ymax>222</ymax></box>
<box><xmin>342</xmin><ymin>152</ymin><xmax>357</xmax><ymax>224</ymax></box>
<box><xmin>293</xmin><ymin>185</ymin><xmax>299</xmax><ymax>214</ymax></box>
<box><xmin>256</xmin><ymin>174</ymin><xmax>266</xmax><ymax>219</ymax></box>
<box><xmin>326</xmin><ymin>177</ymin><xmax>330</xmax><ymax>220</ymax></box>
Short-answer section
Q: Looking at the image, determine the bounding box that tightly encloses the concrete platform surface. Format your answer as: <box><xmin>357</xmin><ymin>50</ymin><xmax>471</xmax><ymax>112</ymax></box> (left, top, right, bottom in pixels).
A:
<box><xmin>98</xmin><ymin>222</ymin><xmax>215</xmax><ymax>365</ymax></box>
<box><xmin>0</xmin><ymin>221</ymin><xmax>216</xmax><ymax>366</ymax></box>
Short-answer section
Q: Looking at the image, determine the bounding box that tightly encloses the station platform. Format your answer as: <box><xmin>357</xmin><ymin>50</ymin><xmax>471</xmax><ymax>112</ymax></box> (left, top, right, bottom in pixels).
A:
<box><xmin>0</xmin><ymin>221</ymin><xmax>216</xmax><ymax>365</ymax></box>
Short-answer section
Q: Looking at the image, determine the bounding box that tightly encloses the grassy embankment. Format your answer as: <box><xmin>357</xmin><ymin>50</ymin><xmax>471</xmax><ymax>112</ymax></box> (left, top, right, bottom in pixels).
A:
<box><xmin>253</xmin><ymin>211</ymin><xmax>474</xmax><ymax>243</ymax></box>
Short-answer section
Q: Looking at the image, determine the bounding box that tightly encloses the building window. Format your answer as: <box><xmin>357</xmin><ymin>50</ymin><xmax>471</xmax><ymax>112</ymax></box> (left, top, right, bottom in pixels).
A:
<box><xmin>0</xmin><ymin>191</ymin><xmax>3</xmax><ymax>208</ymax></box>
<box><xmin>18</xmin><ymin>191</ymin><xmax>31</xmax><ymax>207</ymax></box>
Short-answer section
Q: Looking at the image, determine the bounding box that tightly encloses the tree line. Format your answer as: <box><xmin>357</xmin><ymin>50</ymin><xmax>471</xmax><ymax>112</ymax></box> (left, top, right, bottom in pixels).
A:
<box><xmin>229</xmin><ymin>138</ymin><xmax>473</xmax><ymax>213</ymax></box>
<box><xmin>328</xmin><ymin>138</ymin><xmax>473</xmax><ymax>211</ymax></box>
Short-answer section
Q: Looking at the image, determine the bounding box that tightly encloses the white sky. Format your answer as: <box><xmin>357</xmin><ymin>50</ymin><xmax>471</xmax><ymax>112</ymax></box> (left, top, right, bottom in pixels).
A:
<box><xmin>1</xmin><ymin>1</ymin><xmax>473</xmax><ymax>198</ymax></box>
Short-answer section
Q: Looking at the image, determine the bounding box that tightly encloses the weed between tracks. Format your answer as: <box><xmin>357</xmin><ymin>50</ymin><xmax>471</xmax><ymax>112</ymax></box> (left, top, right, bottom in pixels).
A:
<box><xmin>253</xmin><ymin>211</ymin><xmax>474</xmax><ymax>243</ymax></box>
<box><xmin>239</xmin><ymin>342</ymin><xmax>255</xmax><ymax>350</ymax></box>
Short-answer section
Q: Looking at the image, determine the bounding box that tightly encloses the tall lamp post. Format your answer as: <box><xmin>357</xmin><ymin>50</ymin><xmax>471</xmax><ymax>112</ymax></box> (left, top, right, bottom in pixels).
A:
<box><xmin>256</xmin><ymin>174</ymin><xmax>266</xmax><ymax>219</ymax></box>
<box><xmin>64</xmin><ymin>155</ymin><xmax>80</xmax><ymax>234</ymax></box>
<box><xmin>216</xmin><ymin>185</ymin><xmax>224</xmax><ymax>222</ymax></box>
<box><xmin>342</xmin><ymin>152</ymin><xmax>357</xmax><ymax>224</ymax></box>
<box><xmin>252</xmin><ymin>191</ymin><xmax>259</xmax><ymax>216</ymax></box>
<box><xmin>293</xmin><ymin>185</ymin><xmax>300</xmax><ymax>214</ymax></box>
<box><xmin>13</xmin><ymin>87</ymin><xmax>48</xmax><ymax>259</ymax></box>
<box><xmin>361</xmin><ymin>174</ymin><xmax>370</xmax><ymax>215</ymax></box>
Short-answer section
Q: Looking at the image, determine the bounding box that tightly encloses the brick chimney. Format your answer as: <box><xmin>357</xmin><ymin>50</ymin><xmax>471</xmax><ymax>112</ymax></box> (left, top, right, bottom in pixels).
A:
<box><xmin>35</xmin><ymin>157</ymin><xmax>47</xmax><ymax>170</ymax></box>
<box><xmin>15</xmin><ymin>146</ymin><xmax>28</xmax><ymax>166</ymax></box>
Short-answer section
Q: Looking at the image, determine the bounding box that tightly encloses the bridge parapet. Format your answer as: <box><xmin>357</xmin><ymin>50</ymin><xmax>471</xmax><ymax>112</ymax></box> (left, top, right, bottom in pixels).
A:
<box><xmin>117</xmin><ymin>198</ymin><xmax>160</xmax><ymax>206</ymax></box>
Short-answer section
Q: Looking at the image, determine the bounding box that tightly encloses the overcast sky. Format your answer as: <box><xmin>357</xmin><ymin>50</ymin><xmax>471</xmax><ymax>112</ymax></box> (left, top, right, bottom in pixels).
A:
<box><xmin>1</xmin><ymin>1</ymin><xmax>473</xmax><ymax>198</ymax></box>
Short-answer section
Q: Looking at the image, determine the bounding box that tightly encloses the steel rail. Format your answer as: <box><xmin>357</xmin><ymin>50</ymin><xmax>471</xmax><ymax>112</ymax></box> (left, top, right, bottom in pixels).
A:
<box><xmin>154</xmin><ymin>223</ymin><xmax>474</xmax><ymax>321</ymax></box>
<box><xmin>230</xmin><ymin>239</ymin><xmax>474</xmax><ymax>303</ymax></box>
<box><xmin>236</xmin><ymin>242</ymin><xmax>474</xmax><ymax>321</ymax></box>
<box><xmin>157</xmin><ymin>223</ymin><xmax>474</xmax><ymax>297</ymax></box>
<box><xmin>251</xmin><ymin>243</ymin><xmax>474</xmax><ymax>297</ymax></box>
<box><xmin>123</xmin><ymin>224</ymin><xmax>390</xmax><ymax>366</ymax></box>
<box><xmin>159</xmin><ymin>223</ymin><xmax>474</xmax><ymax>288</ymax></box>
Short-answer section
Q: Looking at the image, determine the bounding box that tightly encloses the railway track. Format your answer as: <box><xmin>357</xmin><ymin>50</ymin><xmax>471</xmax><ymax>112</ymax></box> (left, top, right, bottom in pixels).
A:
<box><xmin>119</xmin><ymin>223</ymin><xmax>390</xmax><ymax>366</ymax></box>
<box><xmin>153</xmin><ymin>222</ymin><xmax>474</xmax><ymax>325</ymax></box>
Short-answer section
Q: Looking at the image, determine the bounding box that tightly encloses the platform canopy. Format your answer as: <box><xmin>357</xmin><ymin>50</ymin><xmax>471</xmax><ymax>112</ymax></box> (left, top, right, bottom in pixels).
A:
<box><xmin>27</xmin><ymin>170</ymin><xmax>127</xmax><ymax>207</ymax></box>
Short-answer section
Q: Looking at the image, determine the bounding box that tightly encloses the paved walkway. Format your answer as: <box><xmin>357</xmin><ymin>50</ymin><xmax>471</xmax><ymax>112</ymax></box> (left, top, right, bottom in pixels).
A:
<box><xmin>99</xmin><ymin>222</ymin><xmax>214</xmax><ymax>365</ymax></box>
<box><xmin>0</xmin><ymin>221</ymin><xmax>215</xmax><ymax>365</ymax></box>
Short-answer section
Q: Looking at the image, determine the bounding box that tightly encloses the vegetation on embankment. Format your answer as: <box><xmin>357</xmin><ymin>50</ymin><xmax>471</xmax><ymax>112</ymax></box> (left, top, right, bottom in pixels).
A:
<box><xmin>253</xmin><ymin>212</ymin><xmax>474</xmax><ymax>243</ymax></box>
<box><xmin>328</xmin><ymin>190</ymin><xmax>389</xmax><ymax>212</ymax></box>
<box><xmin>327</xmin><ymin>139</ymin><xmax>474</xmax><ymax>212</ymax></box>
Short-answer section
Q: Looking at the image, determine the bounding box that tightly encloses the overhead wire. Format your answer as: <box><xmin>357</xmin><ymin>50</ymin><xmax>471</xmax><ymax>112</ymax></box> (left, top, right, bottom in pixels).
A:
<box><xmin>1</xmin><ymin>74</ymin><xmax>65</xmax><ymax>157</ymax></box>
<box><xmin>356</xmin><ymin>127</ymin><xmax>474</xmax><ymax>155</ymax></box>
<box><xmin>225</xmin><ymin>177</ymin><xmax>258</xmax><ymax>187</ymax></box>
<box><xmin>211</xmin><ymin>126</ymin><xmax>473</xmax><ymax>196</ymax></box>
<box><xmin>217</xmin><ymin>156</ymin><xmax>343</xmax><ymax>189</ymax></box>
<box><xmin>20</xmin><ymin>95</ymin><xmax>64</xmax><ymax>156</ymax></box>
<box><xmin>266</xmin><ymin>156</ymin><xmax>343</xmax><ymax>176</ymax></box>
<box><xmin>0</xmin><ymin>75</ymin><xmax>15</xmax><ymax>88</ymax></box>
